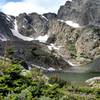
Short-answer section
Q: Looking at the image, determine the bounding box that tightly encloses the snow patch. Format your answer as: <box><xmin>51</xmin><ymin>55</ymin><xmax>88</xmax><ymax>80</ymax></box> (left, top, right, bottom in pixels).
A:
<box><xmin>48</xmin><ymin>44</ymin><xmax>61</xmax><ymax>50</ymax></box>
<box><xmin>67</xmin><ymin>60</ymin><xmax>77</xmax><ymax>66</ymax></box>
<box><xmin>41</xmin><ymin>15</ymin><xmax>48</xmax><ymax>21</ymax></box>
<box><xmin>0</xmin><ymin>33</ymin><xmax>7</xmax><ymax>41</ymax></box>
<box><xmin>11</xmin><ymin>19</ymin><xmax>34</xmax><ymax>41</ymax></box>
<box><xmin>58</xmin><ymin>19</ymin><xmax>65</xmax><ymax>23</ymax></box>
<box><xmin>47</xmin><ymin>67</ymin><xmax>55</xmax><ymax>71</ymax></box>
<box><xmin>22</xmin><ymin>25</ymin><xmax>26</xmax><ymax>28</ymax></box>
<box><xmin>35</xmin><ymin>34</ymin><xmax>49</xmax><ymax>43</ymax></box>
<box><xmin>11</xmin><ymin>29</ymin><xmax>34</xmax><ymax>41</ymax></box>
<box><xmin>58</xmin><ymin>19</ymin><xmax>81</xmax><ymax>28</ymax></box>
<box><xmin>14</xmin><ymin>20</ymin><xmax>18</xmax><ymax>31</ymax></box>
<box><xmin>6</xmin><ymin>15</ymin><xmax>11</xmax><ymax>21</ymax></box>
<box><xmin>11</xmin><ymin>19</ymin><xmax>49</xmax><ymax>42</ymax></box>
<box><xmin>66</xmin><ymin>21</ymin><xmax>80</xmax><ymax>28</ymax></box>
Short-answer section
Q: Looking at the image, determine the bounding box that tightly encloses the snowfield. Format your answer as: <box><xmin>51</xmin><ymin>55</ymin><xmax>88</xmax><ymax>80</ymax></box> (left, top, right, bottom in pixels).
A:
<box><xmin>11</xmin><ymin>19</ymin><xmax>49</xmax><ymax>42</ymax></box>
<box><xmin>58</xmin><ymin>19</ymin><xmax>81</xmax><ymax>28</ymax></box>
<box><xmin>66</xmin><ymin>21</ymin><xmax>80</xmax><ymax>28</ymax></box>
<box><xmin>35</xmin><ymin>34</ymin><xmax>49</xmax><ymax>43</ymax></box>
<box><xmin>48</xmin><ymin>44</ymin><xmax>62</xmax><ymax>50</ymax></box>
<box><xmin>0</xmin><ymin>33</ymin><xmax>7</xmax><ymax>41</ymax></box>
<box><xmin>11</xmin><ymin>20</ymin><xmax>34</xmax><ymax>41</ymax></box>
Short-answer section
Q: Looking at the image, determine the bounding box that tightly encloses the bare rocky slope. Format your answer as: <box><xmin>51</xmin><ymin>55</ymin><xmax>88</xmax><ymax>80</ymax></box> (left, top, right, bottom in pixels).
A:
<box><xmin>0</xmin><ymin>0</ymin><xmax>100</xmax><ymax>70</ymax></box>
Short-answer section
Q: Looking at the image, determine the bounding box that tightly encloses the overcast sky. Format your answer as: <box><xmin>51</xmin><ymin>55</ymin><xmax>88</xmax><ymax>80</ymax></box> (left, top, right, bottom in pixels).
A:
<box><xmin>0</xmin><ymin>0</ymin><xmax>71</xmax><ymax>16</ymax></box>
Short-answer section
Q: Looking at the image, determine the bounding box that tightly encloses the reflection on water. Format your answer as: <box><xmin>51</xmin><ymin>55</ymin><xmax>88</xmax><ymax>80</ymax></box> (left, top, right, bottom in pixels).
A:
<box><xmin>44</xmin><ymin>71</ymin><xmax>100</xmax><ymax>84</ymax></box>
<box><xmin>44</xmin><ymin>58</ymin><xmax>100</xmax><ymax>84</ymax></box>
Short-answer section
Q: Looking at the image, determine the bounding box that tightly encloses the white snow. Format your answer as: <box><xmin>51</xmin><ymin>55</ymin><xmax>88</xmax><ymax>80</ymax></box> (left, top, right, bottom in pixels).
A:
<box><xmin>22</xmin><ymin>25</ymin><xmax>26</xmax><ymax>28</ymax></box>
<box><xmin>58</xmin><ymin>19</ymin><xmax>81</xmax><ymax>28</ymax></box>
<box><xmin>11</xmin><ymin>29</ymin><xmax>34</xmax><ymax>41</ymax></box>
<box><xmin>6</xmin><ymin>15</ymin><xmax>11</xmax><ymax>21</ymax></box>
<box><xmin>48</xmin><ymin>45</ymin><xmax>53</xmax><ymax>50</ymax></box>
<box><xmin>35</xmin><ymin>34</ymin><xmax>49</xmax><ymax>43</ymax></box>
<box><xmin>58</xmin><ymin>19</ymin><xmax>65</xmax><ymax>23</ymax></box>
<box><xmin>67</xmin><ymin>60</ymin><xmax>77</xmax><ymax>66</ymax></box>
<box><xmin>41</xmin><ymin>15</ymin><xmax>48</xmax><ymax>21</ymax></box>
<box><xmin>66</xmin><ymin>21</ymin><xmax>80</xmax><ymax>28</ymax></box>
<box><xmin>11</xmin><ymin>19</ymin><xmax>49</xmax><ymax>42</ymax></box>
<box><xmin>14</xmin><ymin>20</ymin><xmax>19</xmax><ymax>31</ymax></box>
<box><xmin>0</xmin><ymin>34</ymin><xmax>7</xmax><ymax>41</ymax></box>
<box><xmin>48</xmin><ymin>44</ymin><xmax>61</xmax><ymax>50</ymax></box>
<box><xmin>11</xmin><ymin>19</ymin><xmax>34</xmax><ymax>41</ymax></box>
<box><xmin>47</xmin><ymin>67</ymin><xmax>55</xmax><ymax>71</ymax></box>
<box><xmin>0</xmin><ymin>37</ymin><xmax>7</xmax><ymax>41</ymax></box>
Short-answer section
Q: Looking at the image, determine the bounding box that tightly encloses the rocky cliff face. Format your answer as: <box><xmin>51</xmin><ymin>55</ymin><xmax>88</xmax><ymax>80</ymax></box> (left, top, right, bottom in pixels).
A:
<box><xmin>0</xmin><ymin>12</ymin><xmax>14</xmax><ymax>41</ymax></box>
<box><xmin>58</xmin><ymin>0</ymin><xmax>100</xmax><ymax>26</ymax></box>
<box><xmin>58</xmin><ymin>0</ymin><xmax>84</xmax><ymax>22</ymax></box>
<box><xmin>0</xmin><ymin>0</ymin><xmax>100</xmax><ymax>69</ymax></box>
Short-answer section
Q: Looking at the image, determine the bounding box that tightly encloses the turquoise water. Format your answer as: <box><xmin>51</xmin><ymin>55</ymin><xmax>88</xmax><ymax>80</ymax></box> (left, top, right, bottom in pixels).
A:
<box><xmin>44</xmin><ymin>71</ymin><xmax>100</xmax><ymax>83</ymax></box>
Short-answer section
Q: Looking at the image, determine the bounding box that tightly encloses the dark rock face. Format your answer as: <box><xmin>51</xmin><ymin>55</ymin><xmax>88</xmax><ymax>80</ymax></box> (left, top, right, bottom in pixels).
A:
<box><xmin>28</xmin><ymin>13</ymin><xmax>48</xmax><ymax>36</ymax></box>
<box><xmin>58</xmin><ymin>0</ymin><xmax>100</xmax><ymax>26</ymax></box>
<box><xmin>0</xmin><ymin>40</ymin><xmax>71</xmax><ymax>70</ymax></box>
<box><xmin>47</xmin><ymin>34</ymin><xmax>56</xmax><ymax>44</ymax></box>
<box><xmin>0</xmin><ymin>12</ymin><xmax>13</xmax><ymax>41</ymax></box>
<box><xmin>43</xmin><ymin>13</ymin><xmax>57</xmax><ymax>20</ymax></box>
<box><xmin>79</xmin><ymin>0</ymin><xmax>100</xmax><ymax>26</ymax></box>
<box><xmin>16</xmin><ymin>13</ymin><xmax>36</xmax><ymax>37</ymax></box>
<box><xmin>16</xmin><ymin>13</ymin><xmax>48</xmax><ymax>37</ymax></box>
<box><xmin>57</xmin><ymin>0</ymin><xmax>81</xmax><ymax>22</ymax></box>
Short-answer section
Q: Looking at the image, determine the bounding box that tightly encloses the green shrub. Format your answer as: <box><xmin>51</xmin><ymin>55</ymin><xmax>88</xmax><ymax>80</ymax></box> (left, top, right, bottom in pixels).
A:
<box><xmin>67</xmin><ymin>42</ymin><xmax>77</xmax><ymax>59</ymax></box>
<box><xmin>48</xmin><ymin>75</ymin><xmax>66</xmax><ymax>87</ymax></box>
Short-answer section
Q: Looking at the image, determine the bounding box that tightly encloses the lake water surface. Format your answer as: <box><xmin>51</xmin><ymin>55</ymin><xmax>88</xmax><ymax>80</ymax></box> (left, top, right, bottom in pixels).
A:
<box><xmin>44</xmin><ymin>71</ymin><xmax>100</xmax><ymax>84</ymax></box>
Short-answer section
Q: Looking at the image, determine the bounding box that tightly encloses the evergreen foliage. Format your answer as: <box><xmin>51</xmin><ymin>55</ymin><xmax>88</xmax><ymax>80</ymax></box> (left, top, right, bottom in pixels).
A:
<box><xmin>0</xmin><ymin>60</ymin><xmax>100</xmax><ymax>100</ymax></box>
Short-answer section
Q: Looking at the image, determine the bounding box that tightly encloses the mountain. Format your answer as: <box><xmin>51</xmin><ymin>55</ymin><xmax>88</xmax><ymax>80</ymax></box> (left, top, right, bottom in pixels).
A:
<box><xmin>0</xmin><ymin>0</ymin><xmax>100</xmax><ymax>70</ymax></box>
<box><xmin>58</xmin><ymin>0</ymin><xmax>100</xmax><ymax>26</ymax></box>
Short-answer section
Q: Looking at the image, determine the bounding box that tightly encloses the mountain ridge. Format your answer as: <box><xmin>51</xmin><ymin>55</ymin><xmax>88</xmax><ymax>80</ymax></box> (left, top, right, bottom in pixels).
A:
<box><xmin>0</xmin><ymin>0</ymin><xmax>100</xmax><ymax>70</ymax></box>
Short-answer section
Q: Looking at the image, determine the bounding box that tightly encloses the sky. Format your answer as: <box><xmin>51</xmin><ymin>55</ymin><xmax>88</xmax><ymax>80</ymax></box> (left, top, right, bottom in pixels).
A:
<box><xmin>0</xmin><ymin>0</ymin><xmax>69</xmax><ymax>16</ymax></box>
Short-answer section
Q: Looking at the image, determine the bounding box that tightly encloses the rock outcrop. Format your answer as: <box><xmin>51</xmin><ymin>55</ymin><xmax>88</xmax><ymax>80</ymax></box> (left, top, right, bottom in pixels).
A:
<box><xmin>16</xmin><ymin>13</ymin><xmax>48</xmax><ymax>37</ymax></box>
<box><xmin>0</xmin><ymin>12</ymin><xmax>14</xmax><ymax>41</ymax></box>
<box><xmin>58</xmin><ymin>0</ymin><xmax>100</xmax><ymax>26</ymax></box>
<box><xmin>85</xmin><ymin>77</ymin><xmax>100</xmax><ymax>88</ymax></box>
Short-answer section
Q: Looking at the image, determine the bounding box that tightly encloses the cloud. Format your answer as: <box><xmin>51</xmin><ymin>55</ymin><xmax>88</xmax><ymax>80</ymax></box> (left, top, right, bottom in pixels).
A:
<box><xmin>1</xmin><ymin>0</ymin><xmax>66</xmax><ymax>16</ymax></box>
<box><xmin>0</xmin><ymin>0</ymin><xmax>6</xmax><ymax>9</ymax></box>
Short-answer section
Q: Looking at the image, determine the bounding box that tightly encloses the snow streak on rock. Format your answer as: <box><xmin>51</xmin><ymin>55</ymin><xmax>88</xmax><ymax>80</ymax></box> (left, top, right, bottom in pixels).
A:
<box><xmin>11</xmin><ymin>19</ymin><xmax>34</xmax><ymax>41</ymax></box>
